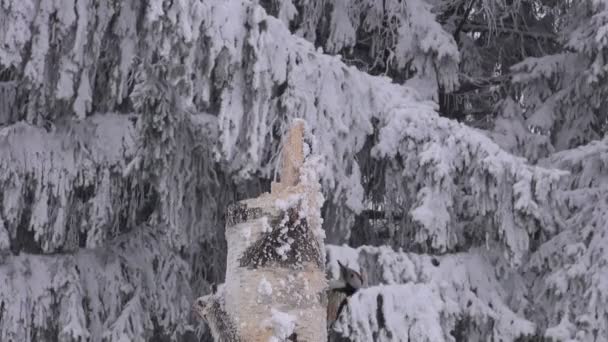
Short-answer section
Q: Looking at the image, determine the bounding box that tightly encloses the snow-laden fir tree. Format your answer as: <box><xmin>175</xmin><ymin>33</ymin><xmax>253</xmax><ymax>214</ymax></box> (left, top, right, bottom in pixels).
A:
<box><xmin>0</xmin><ymin>0</ymin><xmax>606</xmax><ymax>341</ymax></box>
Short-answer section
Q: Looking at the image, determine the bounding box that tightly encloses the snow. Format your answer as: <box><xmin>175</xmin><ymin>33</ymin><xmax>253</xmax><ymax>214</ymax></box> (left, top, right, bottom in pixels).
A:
<box><xmin>146</xmin><ymin>0</ymin><xmax>164</xmax><ymax>23</ymax></box>
<box><xmin>1</xmin><ymin>0</ymin><xmax>566</xmax><ymax>263</ymax></box>
<box><xmin>266</xmin><ymin>308</ymin><xmax>296</xmax><ymax>342</ymax></box>
<box><xmin>545</xmin><ymin>317</ymin><xmax>576</xmax><ymax>342</ymax></box>
<box><xmin>197</xmin><ymin>0</ymin><xmax>564</xmax><ymax>261</ymax></box>
<box><xmin>490</xmin><ymin>98</ymin><xmax>554</xmax><ymax>163</ymax></box>
<box><xmin>0</xmin><ymin>0</ymin><xmax>36</xmax><ymax>67</ymax></box>
<box><xmin>0</xmin><ymin>114</ymin><xmax>135</xmax><ymax>252</ymax></box>
<box><xmin>276</xmin><ymin>243</ymin><xmax>291</xmax><ymax>259</ymax></box>
<box><xmin>0</xmin><ymin>226</ymin><xmax>191</xmax><ymax>341</ymax></box>
<box><xmin>73</xmin><ymin>70</ymin><xmax>92</xmax><ymax>119</ymax></box>
<box><xmin>242</xmin><ymin>226</ymin><xmax>252</xmax><ymax>241</ymax></box>
<box><xmin>526</xmin><ymin>136</ymin><xmax>608</xmax><ymax>340</ymax></box>
<box><xmin>274</xmin><ymin>194</ymin><xmax>302</xmax><ymax>211</ymax></box>
<box><xmin>327</xmin><ymin>244</ymin><xmax>536</xmax><ymax>341</ymax></box>
<box><xmin>0</xmin><ymin>0</ymin><xmax>606</xmax><ymax>341</ymax></box>
<box><xmin>258</xmin><ymin>277</ymin><xmax>273</xmax><ymax>296</ymax></box>
<box><xmin>325</xmin><ymin>0</ymin><xmax>357</xmax><ymax>53</ymax></box>
<box><xmin>260</xmin><ymin>216</ymin><xmax>272</xmax><ymax>234</ymax></box>
<box><xmin>337</xmin><ymin>284</ymin><xmax>447</xmax><ymax>342</ymax></box>
<box><xmin>277</xmin><ymin>0</ymin><xmax>297</xmax><ymax>27</ymax></box>
<box><xmin>298</xmin><ymin>153</ymin><xmax>327</xmax><ymax>244</ymax></box>
<box><xmin>0</xmin><ymin>221</ymin><xmax>9</xmax><ymax>252</ymax></box>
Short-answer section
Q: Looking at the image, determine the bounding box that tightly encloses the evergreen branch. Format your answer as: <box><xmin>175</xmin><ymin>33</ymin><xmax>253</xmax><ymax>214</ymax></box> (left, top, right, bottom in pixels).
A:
<box><xmin>460</xmin><ymin>23</ymin><xmax>559</xmax><ymax>42</ymax></box>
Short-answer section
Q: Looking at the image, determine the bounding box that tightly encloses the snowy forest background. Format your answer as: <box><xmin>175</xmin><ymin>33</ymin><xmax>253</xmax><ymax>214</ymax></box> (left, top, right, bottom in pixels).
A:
<box><xmin>0</xmin><ymin>0</ymin><xmax>607</xmax><ymax>341</ymax></box>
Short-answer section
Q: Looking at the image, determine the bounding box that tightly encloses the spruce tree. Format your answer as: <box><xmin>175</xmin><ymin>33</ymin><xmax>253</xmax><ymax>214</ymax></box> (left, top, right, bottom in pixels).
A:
<box><xmin>0</xmin><ymin>0</ymin><xmax>605</xmax><ymax>341</ymax></box>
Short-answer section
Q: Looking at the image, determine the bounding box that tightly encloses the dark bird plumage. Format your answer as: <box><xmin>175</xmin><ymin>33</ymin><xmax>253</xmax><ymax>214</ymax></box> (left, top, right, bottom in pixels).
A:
<box><xmin>326</xmin><ymin>260</ymin><xmax>366</xmax><ymax>333</ymax></box>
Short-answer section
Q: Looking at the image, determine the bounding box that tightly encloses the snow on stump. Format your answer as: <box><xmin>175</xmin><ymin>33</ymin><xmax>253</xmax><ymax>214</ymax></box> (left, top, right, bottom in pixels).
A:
<box><xmin>194</xmin><ymin>120</ymin><xmax>327</xmax><ymax>342</ymax></box>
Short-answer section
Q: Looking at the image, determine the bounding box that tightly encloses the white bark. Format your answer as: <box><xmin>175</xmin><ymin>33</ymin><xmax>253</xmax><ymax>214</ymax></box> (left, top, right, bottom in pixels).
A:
<box><xmin>195</xmin><ymin>121</ymin><xmax>327</xmax><ymax>342</ymax></box>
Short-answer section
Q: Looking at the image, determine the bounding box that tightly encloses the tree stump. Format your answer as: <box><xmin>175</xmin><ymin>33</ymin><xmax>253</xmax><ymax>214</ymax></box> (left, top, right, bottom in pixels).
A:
<box><xmin>194</xmin><ymin>120</ymin><xmax>327</xmax><ymax>342</ymax></box>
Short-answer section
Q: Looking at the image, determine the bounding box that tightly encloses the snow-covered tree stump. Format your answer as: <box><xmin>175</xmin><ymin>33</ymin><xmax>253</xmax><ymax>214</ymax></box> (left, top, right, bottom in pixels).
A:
<box><xmin>194</xmin><ymin>120</ymin><xmax>327</xmax><ymax>341</ymax></box>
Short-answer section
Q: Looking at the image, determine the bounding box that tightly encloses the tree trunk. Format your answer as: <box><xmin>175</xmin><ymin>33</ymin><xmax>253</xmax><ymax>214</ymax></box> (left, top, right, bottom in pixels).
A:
<box><xmin>194</xmin><ymin>120</ymin><xmax>328</xmax><ymax>342</ymax></box>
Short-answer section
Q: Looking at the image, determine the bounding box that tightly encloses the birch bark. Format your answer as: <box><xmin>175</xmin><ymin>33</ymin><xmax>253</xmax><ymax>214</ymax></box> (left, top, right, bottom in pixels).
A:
<box><xmin>194</xmin><ymin>120</ymin><xmax>327</xmax><ymax>342</ymax></box>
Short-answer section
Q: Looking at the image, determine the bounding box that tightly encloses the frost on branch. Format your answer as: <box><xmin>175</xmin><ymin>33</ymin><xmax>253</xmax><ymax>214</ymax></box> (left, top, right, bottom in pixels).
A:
<box><xmin>369</xmin><ymin>82</ymin><xmax>565</xmax><ymax>264</ymax></box>
<box><xmin>0</xmin><ymin>114</ymin><xmax>136</xmax><ymax>253</ymax></box>
<box><xmin>0</xmin><ymin>226</ymin><xmax>191</xmax><ymax>342</ymax></box>
<box><xmin>525</xmin><ymin>137</ymin><xmax>608</xmax><ymax>341</ymax></box>
<box><xmin>510</xmin><ymin>1</ymin><xmax>608</xmax><ymax>151</ymax></box>
<box><xmin>327</xmin><ymin>245</ymin><xmax>536</xmax><ymax>341</ymax></box>
<box><xmin>0</xmin><ymin>109</ymin><xmax>223</xmax><ymax>340</ymax></box>
<box><xmin>0</xmin><ymin>0</ymin><xmax>565</xmax><ymax>264</ymax></box>
<box><xmin>0</xmin><ymin>1</ymin><xmax>584</xmax><ymax>340</ymax></box>
<box><xmin>490</xmin><ymin>98</ymin><xmax>554</xmax><ymax>163</ymax></box>
<box><xmin>191</xmin><ymin>0</ymin><xmax>565</xmax><ymax>264</ymax></box>
<box><xmin>259</xmin><ymin>0</ymin><xmax>460</xmax><ymax>95</ymax></box>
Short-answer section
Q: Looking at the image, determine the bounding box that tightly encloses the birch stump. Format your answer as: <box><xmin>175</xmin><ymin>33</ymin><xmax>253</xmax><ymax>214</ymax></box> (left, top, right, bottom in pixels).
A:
<box><xmin>194</xmin><ymin>120</ymin><xmax>327</xmax><ymax>342</ymax></box>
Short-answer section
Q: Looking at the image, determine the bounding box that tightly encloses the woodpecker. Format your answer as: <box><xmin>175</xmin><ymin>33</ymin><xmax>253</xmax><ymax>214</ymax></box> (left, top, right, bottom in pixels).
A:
<box><xmin>336</xmin><ymin>260</ymin><xmax>365</xmax><ymax>295</ymax></box>
<box><xmin>327</xmin><ymin>260</ymin><xmax>366</xmax><ymax>331</ymax></box>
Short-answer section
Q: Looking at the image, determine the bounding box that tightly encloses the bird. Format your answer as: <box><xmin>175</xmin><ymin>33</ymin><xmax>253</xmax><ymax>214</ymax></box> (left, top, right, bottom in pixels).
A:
<box><xmin>326</xmin><ymin>260</ymin><xmax>366</xmax><ymax>332</ymax></box>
